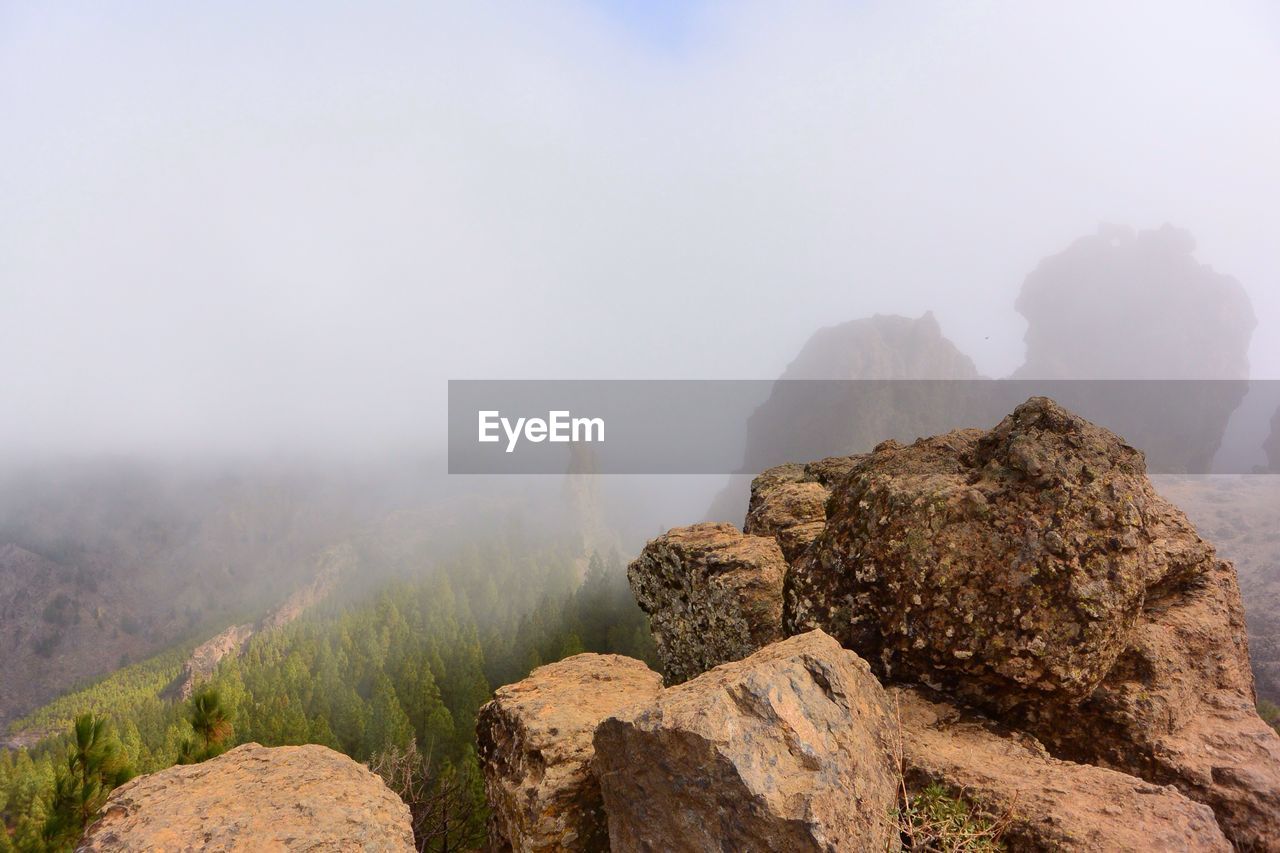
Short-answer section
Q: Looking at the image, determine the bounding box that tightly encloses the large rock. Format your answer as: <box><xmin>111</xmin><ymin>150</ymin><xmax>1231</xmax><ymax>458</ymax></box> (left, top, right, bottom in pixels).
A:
<box><xmin>786</xmin><ymin>396</ymin><xmax>1196</xmax><ymax>710</ymax></box>
<box><xmin>892</xmin><ymin>686</ymin><xmax>1230</xmax><ymax>852</ymax></box>
<box><xmin>628</xmin><ymin>522</ymin><xmax>786</xmax><ymax>684</ymax></box>
<box><xmin>744</xmin><ymin>457</ymin><xmax>861</xmax><ymax>564</ymax></box>
<box><xmin>77</xmin><ymin>742</ymin><xmax>413</xmax><ymax>852</ymax></box>
<box><xmin>593</xmin><ymin>630</ymin><xmax>901</xmax><ymax>852</ymax></box>
<box><xmin>784</xmin><ymin>396</ymin><xmax>1280</xmax><ymax>849</ymax></box>
<box><xmin>475</xmin><ymin>653</ymin><xmax>662</xmax><ymax>852</ymax></box>
<box><xmin>1011</xmin><ymin>223</ymin><xmax>1255</xmax><ymax>474</ymax></box>
<box><xmin>1027</xmin><ymin>558</ymin><xmax>1280</xmax><ymax>851</ymax></box>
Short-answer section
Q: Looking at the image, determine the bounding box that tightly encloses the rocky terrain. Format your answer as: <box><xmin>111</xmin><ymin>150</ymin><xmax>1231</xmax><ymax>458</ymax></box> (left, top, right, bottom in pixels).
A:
<box><xmin>1156</xmin><ymin>475</ymin><xmax>1280</xmax><ymax>705</ymax></box>
<box><xmin>78</xmin><ymin>742</ymin><xmax>414</xmax><ymax>851</ymax></box>
<box><xmin>480</xmin><ymin>397</ymin><xmax>1279</xmax><ymax>851</ymax></box>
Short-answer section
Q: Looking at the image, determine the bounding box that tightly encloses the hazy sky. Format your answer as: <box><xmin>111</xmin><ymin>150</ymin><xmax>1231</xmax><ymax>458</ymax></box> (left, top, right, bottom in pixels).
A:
<box><xmin>3</xmin><ymin>1</ymin><xmax>1279</xmax><ymax>455</ymax></box>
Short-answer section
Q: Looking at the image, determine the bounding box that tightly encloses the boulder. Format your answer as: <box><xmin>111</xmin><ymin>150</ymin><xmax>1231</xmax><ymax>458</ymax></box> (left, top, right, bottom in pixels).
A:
<box><xmin>77</xmin><ymin>742</ymin><xmax>413</xmax><ymax>852</ymax></box>
<box><xmin>783</xmin><ymin>395</ymin><xmax>1280</xmax><ymax>849</ymax></box>
<box><xmin>891</xmin><ymin>686</ymin><xmax>1230</xmax><ymax>852</ymax></box>
<box><xmin>475</xmin><ymin>653</ymin><xmax>662</xmax><ymax>852</ymax></box>
<box><xmin>786</xmin><ymin>396</ymin><xmax>1193</xmax><ymax>710</ymax></box>
<box><xmin>744</xmin><ymin>457</ymin><xmax>861</xmax><ymax>564</ymax></box>
<box><xmin>593</xmin><ymin>630</ymin><xmax>901</xmax><ymax>852</ymax></box>
<box><xmin>628</xmin><ymin>522</ymin><xmax>785</xmax><ymax>684</ymax></box>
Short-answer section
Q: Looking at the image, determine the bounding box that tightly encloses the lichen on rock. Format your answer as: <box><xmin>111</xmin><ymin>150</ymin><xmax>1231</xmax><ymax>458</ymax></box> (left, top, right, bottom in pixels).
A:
<box><xmin>628</xmin><ymin>522</ymin><xmax>786</xmax><ymax>684</ymax></box>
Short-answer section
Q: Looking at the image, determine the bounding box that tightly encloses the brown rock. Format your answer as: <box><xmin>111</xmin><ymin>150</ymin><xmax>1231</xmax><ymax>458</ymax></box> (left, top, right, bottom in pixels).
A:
<box><xmin>891</xmin><ymin>686</ymin><xmax>1230</xmax><ymax>852</ymax></box>
<box><xmin>475</xmin><ymin>653</ymin><xmax>662</xmax><ymax>852</ymax></box>
<box><xmin>787</xmin><ymin>396</ymin><xmax>1187</xmax><ymax>711</ymax></box>
<box><xmin>77</xmin><ymin>742</ymin><xmax>413</xmax><ymax>852</ymax></box>
<box><xmin>628</xmin><ymin>522</ymin><xmax>786</xmax><ymax>684</ymax></box>
<box><xmin>782</xmin><ymin>396</ymin><xmax>1280</xmax><ymax>848</ymax></box>
<box><xmin>744</xmin><ymin>457</ymin><xmax>861</xmax><ymax>564</ymax></box>
<box><xmin>593</xmin><ymin>630</ymin><xmax>901</xmax><ymax>852</ymax></box>
<box><xmin>1028</xmin><ymin>558</ymin><xmax>1280</xmax><ymax>851</ymax></box>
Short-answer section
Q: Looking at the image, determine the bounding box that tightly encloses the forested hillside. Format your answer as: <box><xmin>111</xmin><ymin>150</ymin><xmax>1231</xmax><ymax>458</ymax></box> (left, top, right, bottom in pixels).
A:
<box><xmin>0</xmin><ymin>522</ymin><xmax>654</xmax><ymax>851</ymax></box>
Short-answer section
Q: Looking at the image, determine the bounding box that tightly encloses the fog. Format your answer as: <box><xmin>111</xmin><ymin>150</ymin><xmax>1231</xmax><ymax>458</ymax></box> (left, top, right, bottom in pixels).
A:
<box><xmin>3</xmin><ymin>1</ymin><xmax>1279</xmax><ymax>457</ymax></box>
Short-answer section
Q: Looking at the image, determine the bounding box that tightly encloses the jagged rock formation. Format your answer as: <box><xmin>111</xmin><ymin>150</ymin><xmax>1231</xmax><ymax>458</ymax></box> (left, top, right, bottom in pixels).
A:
<box><xmin>476</xmin><ymin>654</ymin><xmax>662</xmax><ymax>852</ymax></box>
<box><xmin>172</xmin><ymin>624</ymin><xmax>253</xmax><ymax>700</ymax></box>
<box><xmin>481</xmin><ymin>396</ymin><xmax>1279</xmax><ymax>851</ymax></box>
<box><xmin>627</xmin><ymin>523</ymin><xmax>785</xmax><ymax>684</ymax></box>
<box><xmin>1011</xmin><ymin>223</ymin><xmax>1255</xmax><ymax>473</ymax></box>
<box><xmin>1014</xmin><ymin>224</ymin><xmax>1254</xmax><ymax>381</ymax></box>
<box><xmin>892</xmin><ymin>685</ymin><xmax>1230</xmax><ymax>852</ymax></box>
<box><xmin>593</xmin><ymin>631</ymin><xmax>901</xmax><ymax>852</ymax></box>
<box><xmin>77</xmin><ymin>742</ymin><xmax>414</xmax><ymax>851</ymax></box>
<box><xmin>167</xmin><ymin>543</ymin><xmax>351</xmax><ymax>700</ymax></box>
<box><xmin>706</xmin><ymin>312</ymin><xmax>981</xmax><ymax>523</ymax></box>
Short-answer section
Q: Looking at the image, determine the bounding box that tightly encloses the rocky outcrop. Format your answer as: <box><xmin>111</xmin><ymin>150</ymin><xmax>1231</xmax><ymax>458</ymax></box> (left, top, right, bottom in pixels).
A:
<box><xmin>1027</xmin><ymin>557</ymin><xmax>1280</xmax><ymax>852</ymax></box>
<box><xmin>782</xmin><ymin>396</ymin><xmax>1280</xmax><ymax>849</ymax></box>
<box><xmin>892</xmin><ymin>685</ymin><xmax>1230</xmax><ymax>852</ymax></box>
<box><xmin>706</xmin><ymin>312</ymin><xmax>982</xmax><ymax>524</ymax></box>
<box><xmin>1014</xmin><ymin>224</ymin><xmax>1254</xmax><ymax>381</ymax></box>
<box><xmin>479</xmin><ymin>395</ymin><xmax>1279</xmax><ymax>850</ymax></box>
<box><xmin>167</xmin><ymin>543</ymin><xmax>351</xmax><ymax>700</ymax></box>
<box><xmin>476</xmin><ymin>654</ymin><xmax>662</xmax><ymax>852</ymax></box>
<box><xmin>787</xmin><ymin>396</ymin><xmax>1197</xmax><ymax>711</ymax></box>
<box><xmin>1012</xmin><ymin>223</ymin><xmax>1255</xmax><ymax>474</ymax></box>
<box><xmin>170</xmin><ymin>623</ymin><xmax>253</xmax><ymax>700</ymax></box>
<box><xmin>593</xmin><ymin>631</ymin><xmax>901</xmax><ymax>852</ymax></box>
<box><xmin>77</xmin><ymin>742</ymin><xmax>413</xmax><ymax>852</ymax></box>
<box><xmin>744</xmin><ymin>457</ymin><xmax>860</xmax><ymax>564</ymax></box>
<box><xmin>627</xmin><ymin>523</ymin><xmax>785</xmax><ymax>684</ymax></box>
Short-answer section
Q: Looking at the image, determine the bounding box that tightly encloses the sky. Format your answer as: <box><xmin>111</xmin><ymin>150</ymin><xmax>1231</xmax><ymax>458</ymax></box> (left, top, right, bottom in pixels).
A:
<box><xmin>2</xmin><ymin>1</ymin><xmax>1279</xmax><ymax>456</ymax></box>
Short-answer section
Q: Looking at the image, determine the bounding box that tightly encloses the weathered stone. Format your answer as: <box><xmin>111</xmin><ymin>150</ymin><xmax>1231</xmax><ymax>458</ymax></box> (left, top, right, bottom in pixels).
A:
<box><xmin>786</xmin><ymin>396</ymin><xmax>1191</xmax><ymax>711</ymax></box>
<box><xmin>77</xmin><ymin>743</ymin><xmax>413</xmax><ymax>852</ymax></box>
<box><xmin>475</xmin><ymin>653</ymin><xmax>662</xmax><ymax>852</ymax></box>
<box><xmin>593</xmin><ymin>630</ymin><xmax>901</xmax><ymax>852</ymax></box>
<box><xmin>891</xmin><ymin>686</ymin><xmax>1230</xmax><ymax>852</ymax></box>
<box><xmin>744</xmin><ymin>456</ymin><xmax>861</xmax><ymax>564</ymax></box>
<box><xmin>1027</xmin><ymin>559</ymin><xmax>1280</xmax><ymax>851</ymax></box>
<box><xmin>783</xmin><ymin>396</ymin><xmax>1280</xmax><ymax>848</ymax></box>
<box><xmin>628</xmin><ymin>522</ymin><xmax>785</xmax><ymax>684</ymax></box>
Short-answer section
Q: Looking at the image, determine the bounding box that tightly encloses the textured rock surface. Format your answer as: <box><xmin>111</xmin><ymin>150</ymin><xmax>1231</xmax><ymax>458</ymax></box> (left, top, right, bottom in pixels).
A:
<box><xmin>892</xmin><ymin>686</ymin><xmax>1230</xmax><ymax>852</ymax></box>
<box><xmin>475</xmin><ymin>653</ymin><xmax>662</xmax><ymax>852</ymax></box>
<box><xmin>787</xmin><ymin>396</ymin><xmax>1198</xmax><ymax>710</ymax></box>
<box><xmin>593</xmin><ymin>630</ymin><xmax>901</xmax><ymax>852</ymax></box>
<box><xmin>783</xmin><ymin>396</ymin><xmax>1280</xmax><ymax>849</ymax></box>
<box><xmin>628</xmin><ymin>522</ymin><xmax>786</xmax><ymax>684</ymax></box>
<box><xmin>77</xmin><ymin>742</ymin><xmax>413</xmax><ymax>852</ymax></box>
<box><xmin>744</xmin><ymin>457</ymin><xmax>861</xmax><ymax>564</ymax></box>
<box><xmin>1027</xmin><ymin>558</ymin><xmax>1280</xmax><ymax>851</ymax></box>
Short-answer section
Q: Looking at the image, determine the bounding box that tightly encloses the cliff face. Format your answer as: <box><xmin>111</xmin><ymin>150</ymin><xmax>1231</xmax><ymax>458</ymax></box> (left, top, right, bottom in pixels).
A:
<box><xmin>482</xmin><ymin>397</ymin><xmax>1279</xmax><ymax>852</ymax></box>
